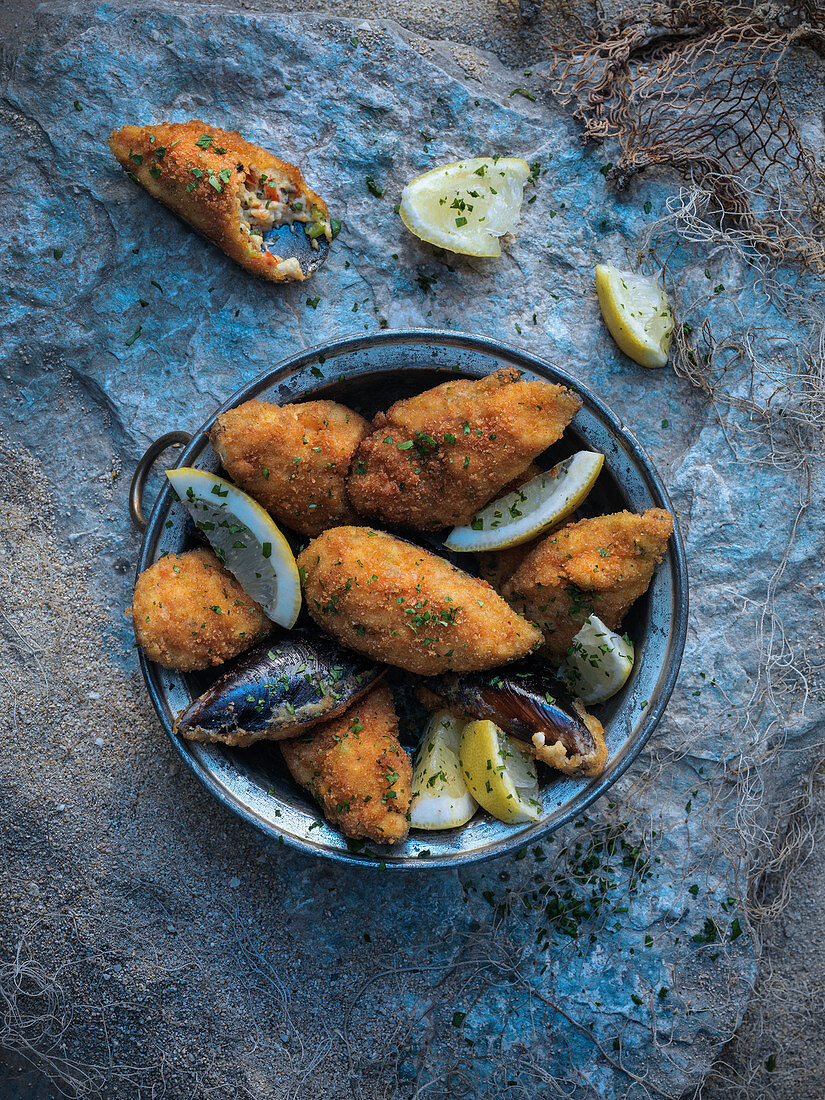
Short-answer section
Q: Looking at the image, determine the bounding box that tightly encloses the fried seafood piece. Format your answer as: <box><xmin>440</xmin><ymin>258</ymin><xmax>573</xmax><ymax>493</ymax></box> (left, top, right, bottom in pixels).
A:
<box><xmin>129</xmin><ymin>548</ymin><xmax>270</xmax><ymax>671</ymax></box>
<box><xmin>280</xmin><ymin>682</ymin><xmax>412</xmax><ymax>844</ymax></box>
<box><xmin>108</xmin><ymin>120</ymin><xmax>331</xmax><ymax>282</ymax></box>
<box><xmin>209</xmin><ymin>399</ymin><xmax>370</xmax><ymax>537</ymax></box>
<box><xmin>346</xmin><ymin>368</ymin><xmax>582</xmax><ymax>530</ymax></box>
<box><xmin>297</xmin><ymin>526</ymin><xmax>542</xmax><ymax>675</ymax></box>
<box><xmin>503</xmin><ymin>509</ymin><xmax>673</xmax><ymax>660</ymax></box>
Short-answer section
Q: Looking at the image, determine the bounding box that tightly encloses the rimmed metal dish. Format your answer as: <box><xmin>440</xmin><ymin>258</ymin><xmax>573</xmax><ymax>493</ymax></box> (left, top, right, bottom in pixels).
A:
<box><xmin>131</xmin><ymin>329</ymin><xmax>688</xmax><ymax>870</ymax></box>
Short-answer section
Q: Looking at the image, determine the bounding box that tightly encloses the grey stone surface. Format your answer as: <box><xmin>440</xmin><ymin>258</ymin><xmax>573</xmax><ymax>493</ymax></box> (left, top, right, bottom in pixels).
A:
<box><xmin>0</xmin><ymin>0</ymin><xmax>559</xmax><ymax>69</ymax></box>
<box><xmin>0</xmin><ymin>2</ymin><xmax>823</xmax><ymax>1097</ymax></box>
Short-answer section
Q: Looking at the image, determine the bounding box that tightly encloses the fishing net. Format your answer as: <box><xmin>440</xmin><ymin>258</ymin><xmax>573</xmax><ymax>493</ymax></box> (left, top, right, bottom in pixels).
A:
<box><xmin>497</xmin><ymin>0</ymin><xmax>825</xmax><ymax>483</ymax></box>
<box><xmin>539</xmin><ymin>1</ymin><xmax>825</xmax><ymax>270</ymax></box>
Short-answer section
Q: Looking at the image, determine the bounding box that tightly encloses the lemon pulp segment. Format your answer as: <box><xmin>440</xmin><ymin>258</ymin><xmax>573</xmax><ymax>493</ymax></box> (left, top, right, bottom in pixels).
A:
<box><xmin>564</xmin><ymin>614</ymin><xmax>635</xmax><ymax>704</ymax></box>
<box><xmin>410</xmin><ymin>710</ymin><xmax>478</xmax><ymax>830</ymax></box>
<box><xmin>445</xmin><ymin>451</ymin><xmax>605</xmax><ymax>552</ymax></box>
<box><xmin>459</xmin><ymin>719</ymin><xmax>541</xmax><ymax>824</ymax></box>
<box><xmin>165</xmin><ymin>467</ymin><xmax>301</xmax><ymax>628</ymax></box>
<box><xmin>399</xmin><ymin>157</ymin><xmax>530</xmax><ymax>257</ymax></box>
<box><xmin>595</xmin><ymin>263</ymin><xmax>673</xmax><ymax>368</ymax></box>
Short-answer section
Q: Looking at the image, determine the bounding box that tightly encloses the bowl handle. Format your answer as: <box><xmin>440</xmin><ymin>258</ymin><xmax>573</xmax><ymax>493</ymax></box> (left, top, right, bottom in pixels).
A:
<box><xmin>129</xmin><ymin>431</ymin><xmax>193</xmax><ymax>532</ymax></box>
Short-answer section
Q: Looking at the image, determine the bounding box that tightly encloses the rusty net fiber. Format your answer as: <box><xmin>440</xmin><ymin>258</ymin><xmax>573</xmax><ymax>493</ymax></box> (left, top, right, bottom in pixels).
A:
<box><xmin>533</xmin><ymin>1</ymin><xmax>825</xmax><ymax>270</ymax></box>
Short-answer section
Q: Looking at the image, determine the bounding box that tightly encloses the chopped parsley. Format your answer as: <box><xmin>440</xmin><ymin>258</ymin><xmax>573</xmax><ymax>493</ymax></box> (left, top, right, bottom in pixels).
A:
<box><xmin>194</xmin><ymin>134</ymin><xmax>226</xmax><ymax>153</ymax></box>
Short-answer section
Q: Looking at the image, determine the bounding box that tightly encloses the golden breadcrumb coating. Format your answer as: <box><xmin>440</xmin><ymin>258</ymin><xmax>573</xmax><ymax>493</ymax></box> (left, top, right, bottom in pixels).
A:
<box><xmin>129</xmin><ymin>548</ymin><xmax>270</xmax><ymax>671</ymax></box>
<box><xmin>503</xmin><ymin>509</ymin><xmax>673</xmax><ymax>659</ymax></box>
<box><xmin>108</xmin><ymin>120</ymin><xmax>329</xmax><ymax>282</ymax></box>
<box><xmin>346</xmin><ymin>367</ymin><xmax>582</xmax><ymax>530</ymax></box>
<box><xmin>297</xmin><ymin>526</ymin><xmax>542</xmax><ymax>675</ymax></box>
<box><xmin>210</xmin><ymin>399</ymin><xmax>370</xmax><ymax>537</ymax></box>
<box><xmin>280</xmin><ymin>683</ymin><xmax>412</xmax><ymax>844</ymax></box>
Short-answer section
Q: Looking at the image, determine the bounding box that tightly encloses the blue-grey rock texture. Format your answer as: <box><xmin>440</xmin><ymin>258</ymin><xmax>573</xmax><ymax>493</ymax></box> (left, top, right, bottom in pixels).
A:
<box><xmin>0</xmin><ymin>3</ymin><xmax>822</xmax><ymax>1097</ymax></box>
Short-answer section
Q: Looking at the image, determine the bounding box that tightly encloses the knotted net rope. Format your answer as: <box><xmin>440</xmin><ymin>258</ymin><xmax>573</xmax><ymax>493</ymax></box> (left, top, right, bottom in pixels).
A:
<box><xmin>523</xmin><ymin>0</ymin><xmax>825</xmax><ymax>269</ymax></box>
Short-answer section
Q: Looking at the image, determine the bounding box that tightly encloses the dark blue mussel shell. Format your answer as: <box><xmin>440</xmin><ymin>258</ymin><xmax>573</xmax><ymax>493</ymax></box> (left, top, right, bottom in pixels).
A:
<box><xmin>417</xmin><ymin>660</ymin><xmax>597</xmax><ymax>759</ymax></box>
<box><xmin>174</xmin><ymin>631</ymin><xmax>384</xmax><ymax>746</ymax></box>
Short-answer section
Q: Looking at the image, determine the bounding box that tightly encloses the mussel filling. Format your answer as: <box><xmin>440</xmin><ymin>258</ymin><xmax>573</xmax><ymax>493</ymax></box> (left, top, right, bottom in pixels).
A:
<box><xmin>240</xmin><ymin>168</ymin><xmax>330</xmax><ymax>256</ymax></box>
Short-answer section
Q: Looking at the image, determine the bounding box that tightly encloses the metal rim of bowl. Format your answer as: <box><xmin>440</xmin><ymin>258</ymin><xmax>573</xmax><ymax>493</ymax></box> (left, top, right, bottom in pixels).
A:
<box><xmin>135</xmin><ymin>328</ymin><xmax>689</xmax><ymax>871</ymax></box>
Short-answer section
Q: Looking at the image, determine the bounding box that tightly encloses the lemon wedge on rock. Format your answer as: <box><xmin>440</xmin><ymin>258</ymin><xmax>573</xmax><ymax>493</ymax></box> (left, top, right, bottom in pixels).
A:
<box><xmin>564</xmin><ymin>614</ymin><xmax>635</xmax><ymax>704</ymax></box>
<box><xmin>410</xmin><ymin>710</ymin><xmax>478</xmax><ymax>830</ymax></box>
<box><xmin>444</xmin><ymin>451</ymin><xmax>604</xmax><ymax>553</ymax></box>
<box><xmin>459</xmin><ymin>719</ymin><xmax>542</xmax><ymax>824</ymax></box>
<box><xmin>595</xmin><ymin>263</ymin><xmax>674</xmax><ymax>368</ymax></box>
<box><xmin>399</xmin><ymin>157</ymin><xmax>530</xmax><ymax>257</ymax></box>
<box><xmin>166</xmin><ymin>467</ymin><xmax>301</xmax><ymax>628</ymax></box>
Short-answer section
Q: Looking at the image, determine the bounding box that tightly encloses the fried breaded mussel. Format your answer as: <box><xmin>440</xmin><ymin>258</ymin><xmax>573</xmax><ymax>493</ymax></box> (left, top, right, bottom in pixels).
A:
<box><xmin>280</xmin><ymin>682</ymin><xmax>412</xmax><ymax>844</ymax></box>
<box><xmin>503</xmin><ymin>508</ymin><xmax>673</xmax><ymax>659</ymax></box>
<box><xmin>109</xmin><ymin>120</ymin><xmax>331</xmax><ymax>282</ymax></box>
<box><xmin>346</xmin><ymin>367</ymin><xmax>582</xmax><ymax>530</ymax></box>
<box><xmin>298</xmin><ymin>526</ymin><xmax>541</xmax><ymax>675</ymax></box>
<box><xmin>130</xmin><ymin>548</ymin><xmax>270</xmax><ymax>671</ymax></box>
<box><xmin>210</xmin><ymin>399</ymin><xmax>369</xmax><ymax>537</ymax></box>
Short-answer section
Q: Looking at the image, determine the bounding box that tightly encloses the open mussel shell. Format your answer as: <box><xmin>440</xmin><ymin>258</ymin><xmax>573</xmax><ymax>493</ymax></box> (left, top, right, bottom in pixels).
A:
<box><xmin>174</xmin><ymin>631</ymin><xmax>385</xmax><ymax>747</ymax></box>
<box><xmin>264</xmin><ymin>221</ymin><xmax>330</xmax><ymax>276</ymax></box>
<box><xmin>417</xmin><ymin>660</ymin><xmax>606</xmax><ymax>776</ymax></box>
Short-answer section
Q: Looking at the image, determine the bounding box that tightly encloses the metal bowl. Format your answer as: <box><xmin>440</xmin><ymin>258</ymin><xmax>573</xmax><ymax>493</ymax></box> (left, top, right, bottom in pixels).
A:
<box><xmin>133</xmin><ymin>329</ymin><xmax>688</xmax><ymax>869</ymax></box>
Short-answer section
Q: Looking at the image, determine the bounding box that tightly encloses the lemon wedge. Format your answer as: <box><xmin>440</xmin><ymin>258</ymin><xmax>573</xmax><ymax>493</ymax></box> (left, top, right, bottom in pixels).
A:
<box><xmin>444</xmin><ymin>451</ymin><xmax>604</xmax><ymax>553</ymax></box>
<box><xmin>399</xmin><ymin>157</ymin><xmax>530</xmax><ymax>257</ymax></box>
<box><xmin>409</xmin><ymin>710</ymin><xmax>478</xmax><ymax>830</ymax></box>
<box><xmin>564</xmin><ymin>614</ymin><xmax>635</xmax><ymax>704</ymax></box>
<box><xmin>166</xmin><ymin>467</ymin><xmax>301</xmax><ymax>628</ymax></box>
<box><xmin>459</xmin><ymin>719</ymin><xmax>541</xmax><ymax>824</ymax></box>
<box><xmin>595</xmin><ymin>263</ymin><xmax>674</xmax><ymax>368</ymax></box>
